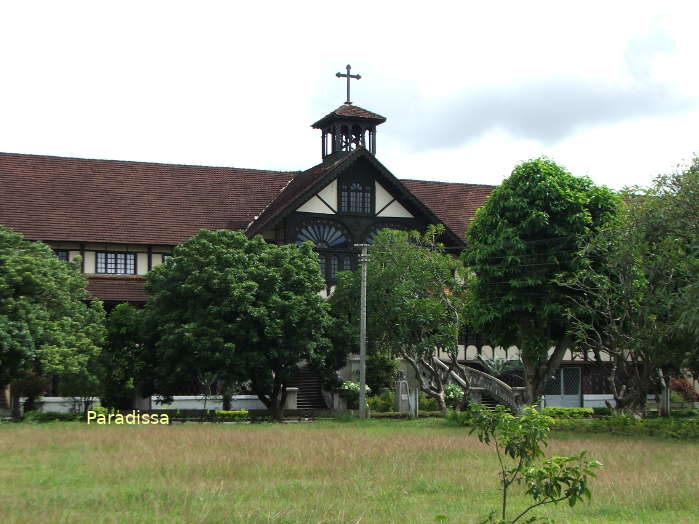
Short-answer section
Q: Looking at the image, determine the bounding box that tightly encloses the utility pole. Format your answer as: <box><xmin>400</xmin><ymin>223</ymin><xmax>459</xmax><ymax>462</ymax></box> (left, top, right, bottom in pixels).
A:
<box><xmin>356</xmin><ymin>244</ymin><xmax>369</xmax><ymax>419</ymax></box>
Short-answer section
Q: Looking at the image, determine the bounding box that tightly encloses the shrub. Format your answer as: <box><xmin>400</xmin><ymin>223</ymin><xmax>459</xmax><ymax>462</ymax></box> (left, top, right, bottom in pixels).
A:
<box><xmin>367</xmin><ymin>390</ymin><xmax>395</xmax><ymax>412</ymax></box>
<box><xmin>215</xmin><ymin>410</ymin><xmax>249</xmax><ymax>422</ymax></box>
<box><xmin>553</xmin><ymin>415</ymin><xmax>699</xmax><ymax>439</ymax></box>
<box><xmin>444</xmin><ymin>384</ymin><xmax>464</xmax><ymax>409</ymax></box>
<box><xmin>671</xmin><ymin>408</ymin><xmax>699</xmax><ymax>418</ymax></box>
<box><xmin>369</xmin><ymin>410</ymin><xmax>445</xmax><ymax>419</ymax></box>
<box><xmin>23</xmin><ymin>410</ymin><xmax>79</xmax><ymax>423</ymax></box>
<box><xmin>418</xmin><ymin>394</ymin><xmax>440</xmax><ymax>412</ymax></box>
<box><xmin>670</xmin><ymin>378</ymin><xmax>698</xmax><ymax>403</ymax></box>
<box><xmin>592</xmin><ymin>407</ymin><xmax>612</xmax><ymax>417</ymax></box>
<box><xmin>339</xmin><ymin>381</ymin><xmax>370</xmax><ymax>410</ymax></box>
<box><xmin>541</xmin><ymin>407</ymin><xmax>593</xmax><ymax>419</ymax></box>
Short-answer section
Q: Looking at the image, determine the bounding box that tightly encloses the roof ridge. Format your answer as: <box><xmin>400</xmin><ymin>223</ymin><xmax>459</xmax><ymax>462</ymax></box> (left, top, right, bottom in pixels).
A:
<box><xmin>0</xmin><ymin>151</ymin><xmax>300</xmax><ymax>175</ymax></box>
<box><xmin>401</xmin><ymin>178</ymin><xmax>497</xmax><ymax>188</ymax></box>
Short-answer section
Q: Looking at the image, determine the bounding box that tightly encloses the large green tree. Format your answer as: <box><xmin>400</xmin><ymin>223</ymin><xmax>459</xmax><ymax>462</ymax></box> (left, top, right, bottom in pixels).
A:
<box><xmin>0</xmin><ymin>225</ymin><xmax>105</xmax><ymax>413</ymax></box>
<box><xmin>331</xmin><ymin>226</ymin><xmax>468</xmax><ymax>412</ymax></box>
<box><xmin>143</xmin><ymin>229</ymin><xmax>336</xmax><ymax>420</ymax></box>
<box><xmin>463</xmin><ymin>158</ymin><xmax>620</xmax><ymax>404</ymax></box>
<box><xmin>100</xmin><ymin>303</ymin><xmax>145</xmax><ymax>410</ymax></box>
<box><xmin>562</xmin><ymin>158</ymin><xmax>699</xmax><ymax>412</ymax></box>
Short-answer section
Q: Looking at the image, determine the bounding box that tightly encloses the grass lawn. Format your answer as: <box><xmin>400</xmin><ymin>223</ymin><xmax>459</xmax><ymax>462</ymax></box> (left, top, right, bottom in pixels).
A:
<box><xmin>1</xmin><ymin>418</ymin><xmax>697</xmax><ymax>523</ymax></box>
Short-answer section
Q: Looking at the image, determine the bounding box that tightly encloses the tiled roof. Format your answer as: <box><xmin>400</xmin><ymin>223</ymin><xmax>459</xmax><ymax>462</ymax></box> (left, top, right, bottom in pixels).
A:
<box><xmin>312</xmin><ymin>104</ymin><xmax>386</xmax><ymax>128</ymax></box>
<box><xmin>0</xmin><ymin>152</ymin><xmax>297</xmax><ymax>245</ymax></box>
<box><xmin>86</xmin><ymin>275</ymin><xmax>147</xmax><ymax>302</ymax></box>
<box><xmin>247</xmin><ymin>152</ymin><xmax>353</xmax><ymax>236</ymax></box>
<box><xmin>401</xmin><ymin>179</ymin><xmax>495</xmax><ymax>240</ymax></box>
<box><xmin>0</xmin><ymin>152</ymin><xmax>495</xmax><ymax>248</ymax></box>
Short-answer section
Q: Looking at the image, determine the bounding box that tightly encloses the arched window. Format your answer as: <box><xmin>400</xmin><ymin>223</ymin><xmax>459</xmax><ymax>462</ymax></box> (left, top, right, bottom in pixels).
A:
<box><xmin>295</xmin><ymin>219</ymin><xmax>349</xmax><ymax>248</ymax></box>
<box><xmin>295</xmin><ymin>219</ymin><xmax>353</xmax><ymax>282</ymax></box>
<box><xmin>339</xmin><ymin>181</ymin><xmax>373</xmax><ymax>214</ymax></box>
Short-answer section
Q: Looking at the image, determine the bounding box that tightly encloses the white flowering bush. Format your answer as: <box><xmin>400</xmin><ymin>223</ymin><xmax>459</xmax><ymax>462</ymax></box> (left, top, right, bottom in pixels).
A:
<box><xmin>340</xmin><ymin>381</ymin><xmax>371</xmax><ymax>409</ymax></box>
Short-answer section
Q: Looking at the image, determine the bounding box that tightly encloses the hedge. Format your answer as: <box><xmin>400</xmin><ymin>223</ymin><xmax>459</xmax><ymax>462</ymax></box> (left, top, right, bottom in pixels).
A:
<box><xmin>552</xmin><ymin>415</ymin><xmax>699</xmax><ymax>439</ymax></box>
<box><xmin>540</xmin><ymin>407</ymin><xmax>593</xmax><ymax>419</ymax></box>
<box><xmin>23</xmin><ymin>411</ymin><xmax>80</xmax><ymax>423</ymax></box>
<box><xmin>370</xmin><ymin>410</ymin><xmax>445</xmax><ymax>419</ymax></box>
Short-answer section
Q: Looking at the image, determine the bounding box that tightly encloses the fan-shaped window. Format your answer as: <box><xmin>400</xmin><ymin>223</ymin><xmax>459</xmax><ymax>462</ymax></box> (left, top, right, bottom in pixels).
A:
<box><xmin>339</xmin><ymin>182</ymin><xmax>373</xmax><ymax>214</ymax></box>
<box><xmin>295</xmin><ymin>220</ymin><xmax>349</xmax><ymax>248</ymax></box>
<box><xmin>365</xmin><ymin>223</ymin><xmax>409</xmax><ymax>244</ymax></box>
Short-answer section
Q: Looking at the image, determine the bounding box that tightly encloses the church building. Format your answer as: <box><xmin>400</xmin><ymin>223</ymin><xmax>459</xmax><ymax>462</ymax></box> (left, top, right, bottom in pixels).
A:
<box><xmin>0</xmin><ymin>67</ymin><xmax>611</xmax><ymax>412</ymax></box>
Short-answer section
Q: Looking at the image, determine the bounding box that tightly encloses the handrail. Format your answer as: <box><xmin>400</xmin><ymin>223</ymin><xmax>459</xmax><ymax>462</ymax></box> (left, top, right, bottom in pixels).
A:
<box><xmin>433</xmin><ymin>358</ymin><xmax>523</xmax><ymax>412</ymax></box>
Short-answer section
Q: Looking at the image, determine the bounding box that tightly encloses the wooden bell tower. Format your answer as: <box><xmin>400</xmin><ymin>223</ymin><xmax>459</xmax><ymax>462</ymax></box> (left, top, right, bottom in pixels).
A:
<box><xmin>312</xmin><ymin>65</ymin><xmax>386</xmax><ymax>160</ymax></box>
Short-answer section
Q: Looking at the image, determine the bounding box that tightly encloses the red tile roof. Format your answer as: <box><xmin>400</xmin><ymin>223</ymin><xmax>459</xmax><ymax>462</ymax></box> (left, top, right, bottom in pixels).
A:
<box><xmin>401</xmin><ymin>179</ymin><xmax>495</xmax><ymax>240</ymax></box>
<box><xmin>86</xmin><ymin>275</ymin><xmax>147</xmax><ymax>302</ymax></box>
<box><xmin>0</xmin><ymin>152</ymin><xmax>495</xmax><ymax>247</ymax></box>
<box><xmin>312</xmin><ymin>104</ymin><xmax>386</xmax><ymax>128</ymax></box>
<box><xmin>0</xmin><ymin>152</ymin><xmax>297</xmax><ymax>245</ymax></box>
<box><xmin>247</xmin><ymin>152</ymin><xmax>353</xmax><ymax>236</ymax></box>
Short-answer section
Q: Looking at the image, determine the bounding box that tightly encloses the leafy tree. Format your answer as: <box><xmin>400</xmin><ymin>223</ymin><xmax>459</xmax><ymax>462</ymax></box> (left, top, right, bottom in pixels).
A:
<box><xmin>561</xmin><ymin>159</ymin><xmax>699</xmax><ymax>413</ymax></box>
<box><xmin>331</xmin><ymin>226</ymin><xmax>468</xmax><ymax>412</ymax></box>
<box><xmin>463</xmin><ymin>158</ymin><xmax>620</xmax><ymax>404</ymax></box>
<box><xmin>466</xmin><ymin>403</ymin><xmax>601</xmax><ymax>524</ymax></box>
<box><xmin>144</xmin><ymin>229</ymin><xmax>336</xmax><ymax>420</ymax></box>
<box><xmin>0</xmin><ymin>225</ymin><xmax>105</xmax><ymax>414</ymax></box>
<box><xmin>100</xmin><ymin>303</ymin><xmax>145</xmax><ymax>410</ymax></box>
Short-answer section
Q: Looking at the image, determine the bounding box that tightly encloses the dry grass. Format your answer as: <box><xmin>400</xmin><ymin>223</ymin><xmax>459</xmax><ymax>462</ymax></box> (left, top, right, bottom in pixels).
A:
<box><xmin>0</xmin><ymin>419</ymin><xmax>698</xmax><ymax>523</ymax></box>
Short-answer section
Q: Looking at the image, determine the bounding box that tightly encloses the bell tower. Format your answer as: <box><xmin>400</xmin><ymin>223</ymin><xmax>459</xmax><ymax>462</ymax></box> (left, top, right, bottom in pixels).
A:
<box><xmin>312</xmin><ymin>65</ymin><xmax>386</xmax><ymax>160</ymax></box>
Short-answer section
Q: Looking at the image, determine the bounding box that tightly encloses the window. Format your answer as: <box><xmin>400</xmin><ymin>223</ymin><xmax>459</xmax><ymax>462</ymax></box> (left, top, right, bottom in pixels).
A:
<box><xmin>96</xmin><ymin>252</ymin><xmax>136</xmax><ymax>274</ymax></box>
<box><xmin>296</xmin><ymin>219</ymin><xmax>349</xmax><ymax>249</ymax></box>
<box><xmin>320</xmin><ymin>253</ymin><xmax>353</xmax><ymax>282</ymax></box>
<box><xmin>295</xmin><ymin>220</ymin><xmax>352</xmax><ymax>282</ymax></box>
<box><xmin>339</xmin><ymin>181</ymin><xmax>373</xmax><ymax>214</ymax></box>
<box><xmin>53</xmin><ymin>249</ymin><xmax>69</xmax><ymax>262</ymax></box>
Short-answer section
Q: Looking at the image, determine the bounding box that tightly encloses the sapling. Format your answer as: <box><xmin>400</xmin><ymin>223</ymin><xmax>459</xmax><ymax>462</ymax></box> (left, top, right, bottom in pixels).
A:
<box><xmin>467</xmin><ymin>403</ymin><xmax>601</xmax><ymax>524</ymax></box>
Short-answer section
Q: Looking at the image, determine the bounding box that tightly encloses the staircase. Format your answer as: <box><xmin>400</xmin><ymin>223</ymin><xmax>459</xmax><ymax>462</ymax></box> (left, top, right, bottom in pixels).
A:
<box><xmin>289</xmin><ymin>367</ymin><xmax>327</xmax><ymax>410</ymax></box>
<box><xmin>477</xmin><ymin>391</ymin><xmax>500</xmax><ymax>410</ymax></box>
<box><xmin>433</xmin><ymin>358</ymin><xmax>524</xmax><ymax>413</ymax></box>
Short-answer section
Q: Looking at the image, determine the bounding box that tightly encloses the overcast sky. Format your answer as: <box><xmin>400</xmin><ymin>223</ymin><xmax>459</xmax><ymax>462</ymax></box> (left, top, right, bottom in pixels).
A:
<box><xmin>1</xmin><ymin>1</ymin><xmax>697</xmax><ymax>189</ymax></box>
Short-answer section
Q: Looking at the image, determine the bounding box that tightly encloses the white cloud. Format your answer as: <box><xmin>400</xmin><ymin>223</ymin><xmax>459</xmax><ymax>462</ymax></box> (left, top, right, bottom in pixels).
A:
<box><xmin>0</xmin><ymin>1</ymin><xmax>697</xmax><ymax>191</ymax></box>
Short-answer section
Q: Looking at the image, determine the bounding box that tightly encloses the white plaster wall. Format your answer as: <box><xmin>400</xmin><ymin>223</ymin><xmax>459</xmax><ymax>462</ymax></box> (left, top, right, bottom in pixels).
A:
<box><xmin>83</xmin><ymin>251</ymin><xmax>96</xmax><ymax>274</ymax></box>
<box><xmin>297</xmin><ymin>195</ymin><xmax>334</xmax><ymax>214</ymax></box>
<box><xmin>375</xmin><ymin>181</ymin><xmax>393</xmax><ymax>212</ymax></box>
<box><xmin>581</xmin><ymin>394</ymin><xmax>615</xmax><ymax>408</ymax></box>
<box><xmin>151</xmin><ymin>253</ymin><xmax>163</xmax><ymax>267</ymax></box>
<box><xmin>317</xmin><ymin>179</ymin><xmax>337</xmax><ymax>210</ymax></box>
<box><xmin>36</xmin><ymin>397</ymin><xmax>101</xmax><ymax>414</ymax></box>
<box><xmin>378</xmin><ymin>199</ymin><xmax>413</xmax><ymax>218</ymax></box>
<box><xmin>137</xmin><ymin>253</ymin><xmax>148</xmax><ymax>275</ymax></box>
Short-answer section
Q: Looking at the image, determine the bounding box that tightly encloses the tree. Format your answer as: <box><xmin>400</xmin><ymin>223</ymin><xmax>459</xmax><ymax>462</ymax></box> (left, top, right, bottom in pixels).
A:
<box><xmin>561</xmin><ymin>158</ymin><xmax>699</xmax><ymax>413</ymax></box>
<box><xmin>331</xmin><ymin>226</ymin><xmax>468</xmax><ymax>412</ymax></box>
<box><xmin>144</xmin><ymin>229</ymin><xmax>336</xmax><ymax>420</ymax></box>
<box><xmin>0</xmin><ymin>225</ymin><xmax>105</xmax><ymax>414</ymax></box>
<box><xmin>466</xmin><ymin>403</ymin><xmax>601</xmax><ymax>524</ymax></box>
<box><xmin>100</xmin><ymin>303</ymin><xmax>145</xmax><ymax>410</ymax></box>
<box><xmin>463</xmin><ymin>158</ymin><xmax>620</xmax><ymax>405</ymax></box>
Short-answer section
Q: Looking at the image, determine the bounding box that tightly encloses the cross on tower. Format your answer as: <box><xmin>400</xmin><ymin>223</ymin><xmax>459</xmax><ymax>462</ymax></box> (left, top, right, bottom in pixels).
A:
<box><xmin>336</xmin><ymin>64</ymin><xmax>361</xmax><ymax>104</ymax></box>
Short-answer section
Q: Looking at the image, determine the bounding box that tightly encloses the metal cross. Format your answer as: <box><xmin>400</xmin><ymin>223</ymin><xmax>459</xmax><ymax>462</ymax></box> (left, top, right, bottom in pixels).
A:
<box><xmin>336</xmin><ymin>64</ymin><xmax>361</xmax><ymax>104</ymax></box>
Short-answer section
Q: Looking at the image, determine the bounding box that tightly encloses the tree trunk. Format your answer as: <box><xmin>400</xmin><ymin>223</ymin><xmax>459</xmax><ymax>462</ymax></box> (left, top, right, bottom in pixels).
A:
<box><xmin>24</xmin><ymin>394</ymin><xmax>37</xmax><ymax>413</ymax></box>
<box><xmin>11</xmin><ymin>389</ymin><xmax>21</xmax><ymax>419</ymax></box>
<box><xmin>521</xmin><ymin>339</ymin><xmax>570</xmax><ymax>405</ymax></box>
<box><xmin>436</xmin><ymin>391</ymin><xmax>447</xmax><ymax>414</ymax></box>
<box><xmin>222</xmin><ymin>393</ymin><xmax>232</xmax><ymax>411</ymax></box>
<box><xmin>251</xmin><ymin>376</ymin><xmax>287</xmax><ymax>422</ymax></box>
